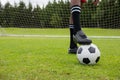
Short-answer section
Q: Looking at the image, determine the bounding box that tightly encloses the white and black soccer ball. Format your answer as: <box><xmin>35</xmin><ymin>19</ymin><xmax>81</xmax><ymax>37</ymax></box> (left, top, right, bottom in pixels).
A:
<box><xmin>77</xmin><ymin>44</ymin><xmax>100</xmax><ymax>65</ymax></box>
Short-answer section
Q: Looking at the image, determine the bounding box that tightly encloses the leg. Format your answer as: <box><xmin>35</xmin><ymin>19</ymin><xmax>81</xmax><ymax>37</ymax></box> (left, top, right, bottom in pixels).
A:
<box><xmin>68</xmin><ymin>16</ymin><xmax>78</xmax><ymax>54</ymax></box>
<box><xmin>68</xmin><ymin>0</ymin><xmax>81</xmax><ymax>54</ymax></box>
<box><xmin>70</xmin><ymin>0</ymin><xmax>92</xmax><ymax>45</ymax></box>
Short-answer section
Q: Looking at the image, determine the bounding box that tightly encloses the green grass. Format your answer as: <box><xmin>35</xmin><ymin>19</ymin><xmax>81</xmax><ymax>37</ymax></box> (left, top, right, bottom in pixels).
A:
<box><xmin>0</xmin><ymin>28</ymin><xmax>120</xmax><ymax>80</ymax></box>
<box><xmin>2</xmin><ymin>28</ymin><xmax>120</xmax><ymax>36</ymax></box>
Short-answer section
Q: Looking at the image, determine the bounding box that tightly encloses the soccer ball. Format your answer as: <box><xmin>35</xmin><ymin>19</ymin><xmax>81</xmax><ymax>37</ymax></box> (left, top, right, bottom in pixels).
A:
<box><xmin>76</xmin><ymin>44</ymin><xmax>100</xmax><ymax>65</ymax></box>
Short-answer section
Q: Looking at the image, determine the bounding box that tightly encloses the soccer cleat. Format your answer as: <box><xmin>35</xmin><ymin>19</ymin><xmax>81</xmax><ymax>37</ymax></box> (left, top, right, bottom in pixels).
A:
<box><xmin>73</xmin><ymin>30</ymin><xmax>92</xmax><ymax>45</ymax></box>
<box><xmin>68</xmin><ymin>47</ymin><xmax>78</xmax><ymax>54</ymax></box>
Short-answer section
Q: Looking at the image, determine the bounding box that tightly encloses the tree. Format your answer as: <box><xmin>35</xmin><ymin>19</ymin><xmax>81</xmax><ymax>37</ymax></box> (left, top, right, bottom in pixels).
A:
<box><xmin>44</xmin><ymin>1</ymin><xmax>54</xmax><ymax>28</ymax></box>
<box><xmin>25</xmin><ymin>2</ymin><xmax>33</xmax><ymax>27</ymax></box>
<box><xmin>50</xmin><ymin>13</ymin><xmax>62</xmax><ymax>27</ymax></box>
<box><xmin>2</xmin><ymin>2</ymin><xmax>13</xmax><ymax>27</ymax></box>
<box><xmin>0</xmin><ymin>2</ymin><xmax>3</xmax><ymax>25</ymax></box>
<box><xmin>16</xmin><ymin>1</ymin><xmax>27</xmax><ymax>27</ymax></box>
<box><xmin>99</xmin><ymin>0</ymin><xmax>120</xmax><ymax>28</ymax></box>
<box><xmin>81</xmin><ymin>1</ymin><xmax>98</xmax><ymax>28</ymax></box>
<box><xmin>57</xmin><ymin>0</ymin><xmax>70</xmax><ymax>28</ymax></box>
<box><xmin>0</xmin><ymin>0</ymin><xmax>119</xmax><ymax>28</ymax></box>
<box><xmin>32</xmin><ymin>5</ymin><xmax>43</xmax><ymax>28</ymax></box>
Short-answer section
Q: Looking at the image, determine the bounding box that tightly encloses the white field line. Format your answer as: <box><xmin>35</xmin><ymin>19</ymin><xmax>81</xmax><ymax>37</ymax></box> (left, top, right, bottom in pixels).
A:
<box><xmin>0</xmin><ymin>34</ymin><xmax>120</xmax><ymax>39</ymax></box>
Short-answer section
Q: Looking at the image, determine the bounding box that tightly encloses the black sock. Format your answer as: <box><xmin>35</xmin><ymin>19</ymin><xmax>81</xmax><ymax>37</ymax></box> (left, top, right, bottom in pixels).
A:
<box><xmin>69</xmin><ymin>24</ymin><xmax>77</xmax><ymax>49</ymax></box>
<box><xmin>71</xmin><ymin>5</ymin><xmax>81</xmax><ymax>33</ymax></box>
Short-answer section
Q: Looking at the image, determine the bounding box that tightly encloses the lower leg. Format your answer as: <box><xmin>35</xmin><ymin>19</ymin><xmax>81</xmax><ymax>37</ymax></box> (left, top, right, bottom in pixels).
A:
<box><xmin>70</xmin><ymin>0</ymin><xmax>81</xmax><ymax>32</ymax></box>
<box><xmin>68</xmin><ymin>17</ymin><xmax>78</xmax><ymax>54</ymax></box>
<box><xmin>70</xmin><ymin>0</ymin><xmax>92</xmax><ymax>45</ymax></box>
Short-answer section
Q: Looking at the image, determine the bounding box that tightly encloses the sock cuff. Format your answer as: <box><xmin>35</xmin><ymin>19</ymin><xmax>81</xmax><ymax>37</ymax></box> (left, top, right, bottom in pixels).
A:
<box><xmin>71</xmin><ymin>5</ymin><xmax>81</xmax><ymax>14</ymax></box>
<box><xmin>69</xmin><ymin>24</ymin><xmax>74</xmax><ymax>29</ymax></box>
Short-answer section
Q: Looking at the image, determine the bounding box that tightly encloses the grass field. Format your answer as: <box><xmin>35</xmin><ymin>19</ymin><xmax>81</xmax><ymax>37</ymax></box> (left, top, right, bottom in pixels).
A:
<box><xmin>0</xmin><ymin>28</ymin><xmax>120</xmax><ymax>80</ymax></box>
<box><xmin>1</xmin><ymin>28</ymin><xmax>120</xmax><ymax>36</ymax></box>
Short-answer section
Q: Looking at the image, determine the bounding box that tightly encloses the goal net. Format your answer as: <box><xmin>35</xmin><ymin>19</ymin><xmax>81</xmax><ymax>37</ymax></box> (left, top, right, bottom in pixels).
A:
<box><xmin>0</xmin><ymin>0</ymin><xmax>120</xmax><ymax>38</ymax></box>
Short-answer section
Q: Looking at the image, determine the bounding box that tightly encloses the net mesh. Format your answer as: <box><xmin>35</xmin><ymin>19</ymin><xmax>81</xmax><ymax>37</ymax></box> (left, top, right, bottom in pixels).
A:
<box><xmin>0</xmin><ymin>0</ymin><xmax>120</xmax><ymax>35</ymax></box>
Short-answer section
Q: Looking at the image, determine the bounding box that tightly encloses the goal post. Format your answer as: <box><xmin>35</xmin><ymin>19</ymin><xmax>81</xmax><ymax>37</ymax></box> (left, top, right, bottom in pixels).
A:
<box><xmin>0</xmin><ymin>0</ymin><xmax>120</xmax><ymax>38</ymax></box>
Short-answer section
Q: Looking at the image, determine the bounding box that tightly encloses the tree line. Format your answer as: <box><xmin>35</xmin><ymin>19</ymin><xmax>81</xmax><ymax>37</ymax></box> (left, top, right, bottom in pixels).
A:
<box><xmin>0</xmin><ymin>0</ymin><xmax>120</xmax><ymax>28</ymax></box>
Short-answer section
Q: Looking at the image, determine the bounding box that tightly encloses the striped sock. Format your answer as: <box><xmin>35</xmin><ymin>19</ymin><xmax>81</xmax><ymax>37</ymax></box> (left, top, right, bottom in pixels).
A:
<box><xmin>71</xmin><ymin>5</ymin><xmax>82</xmax><ymax>33</ymax></box>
